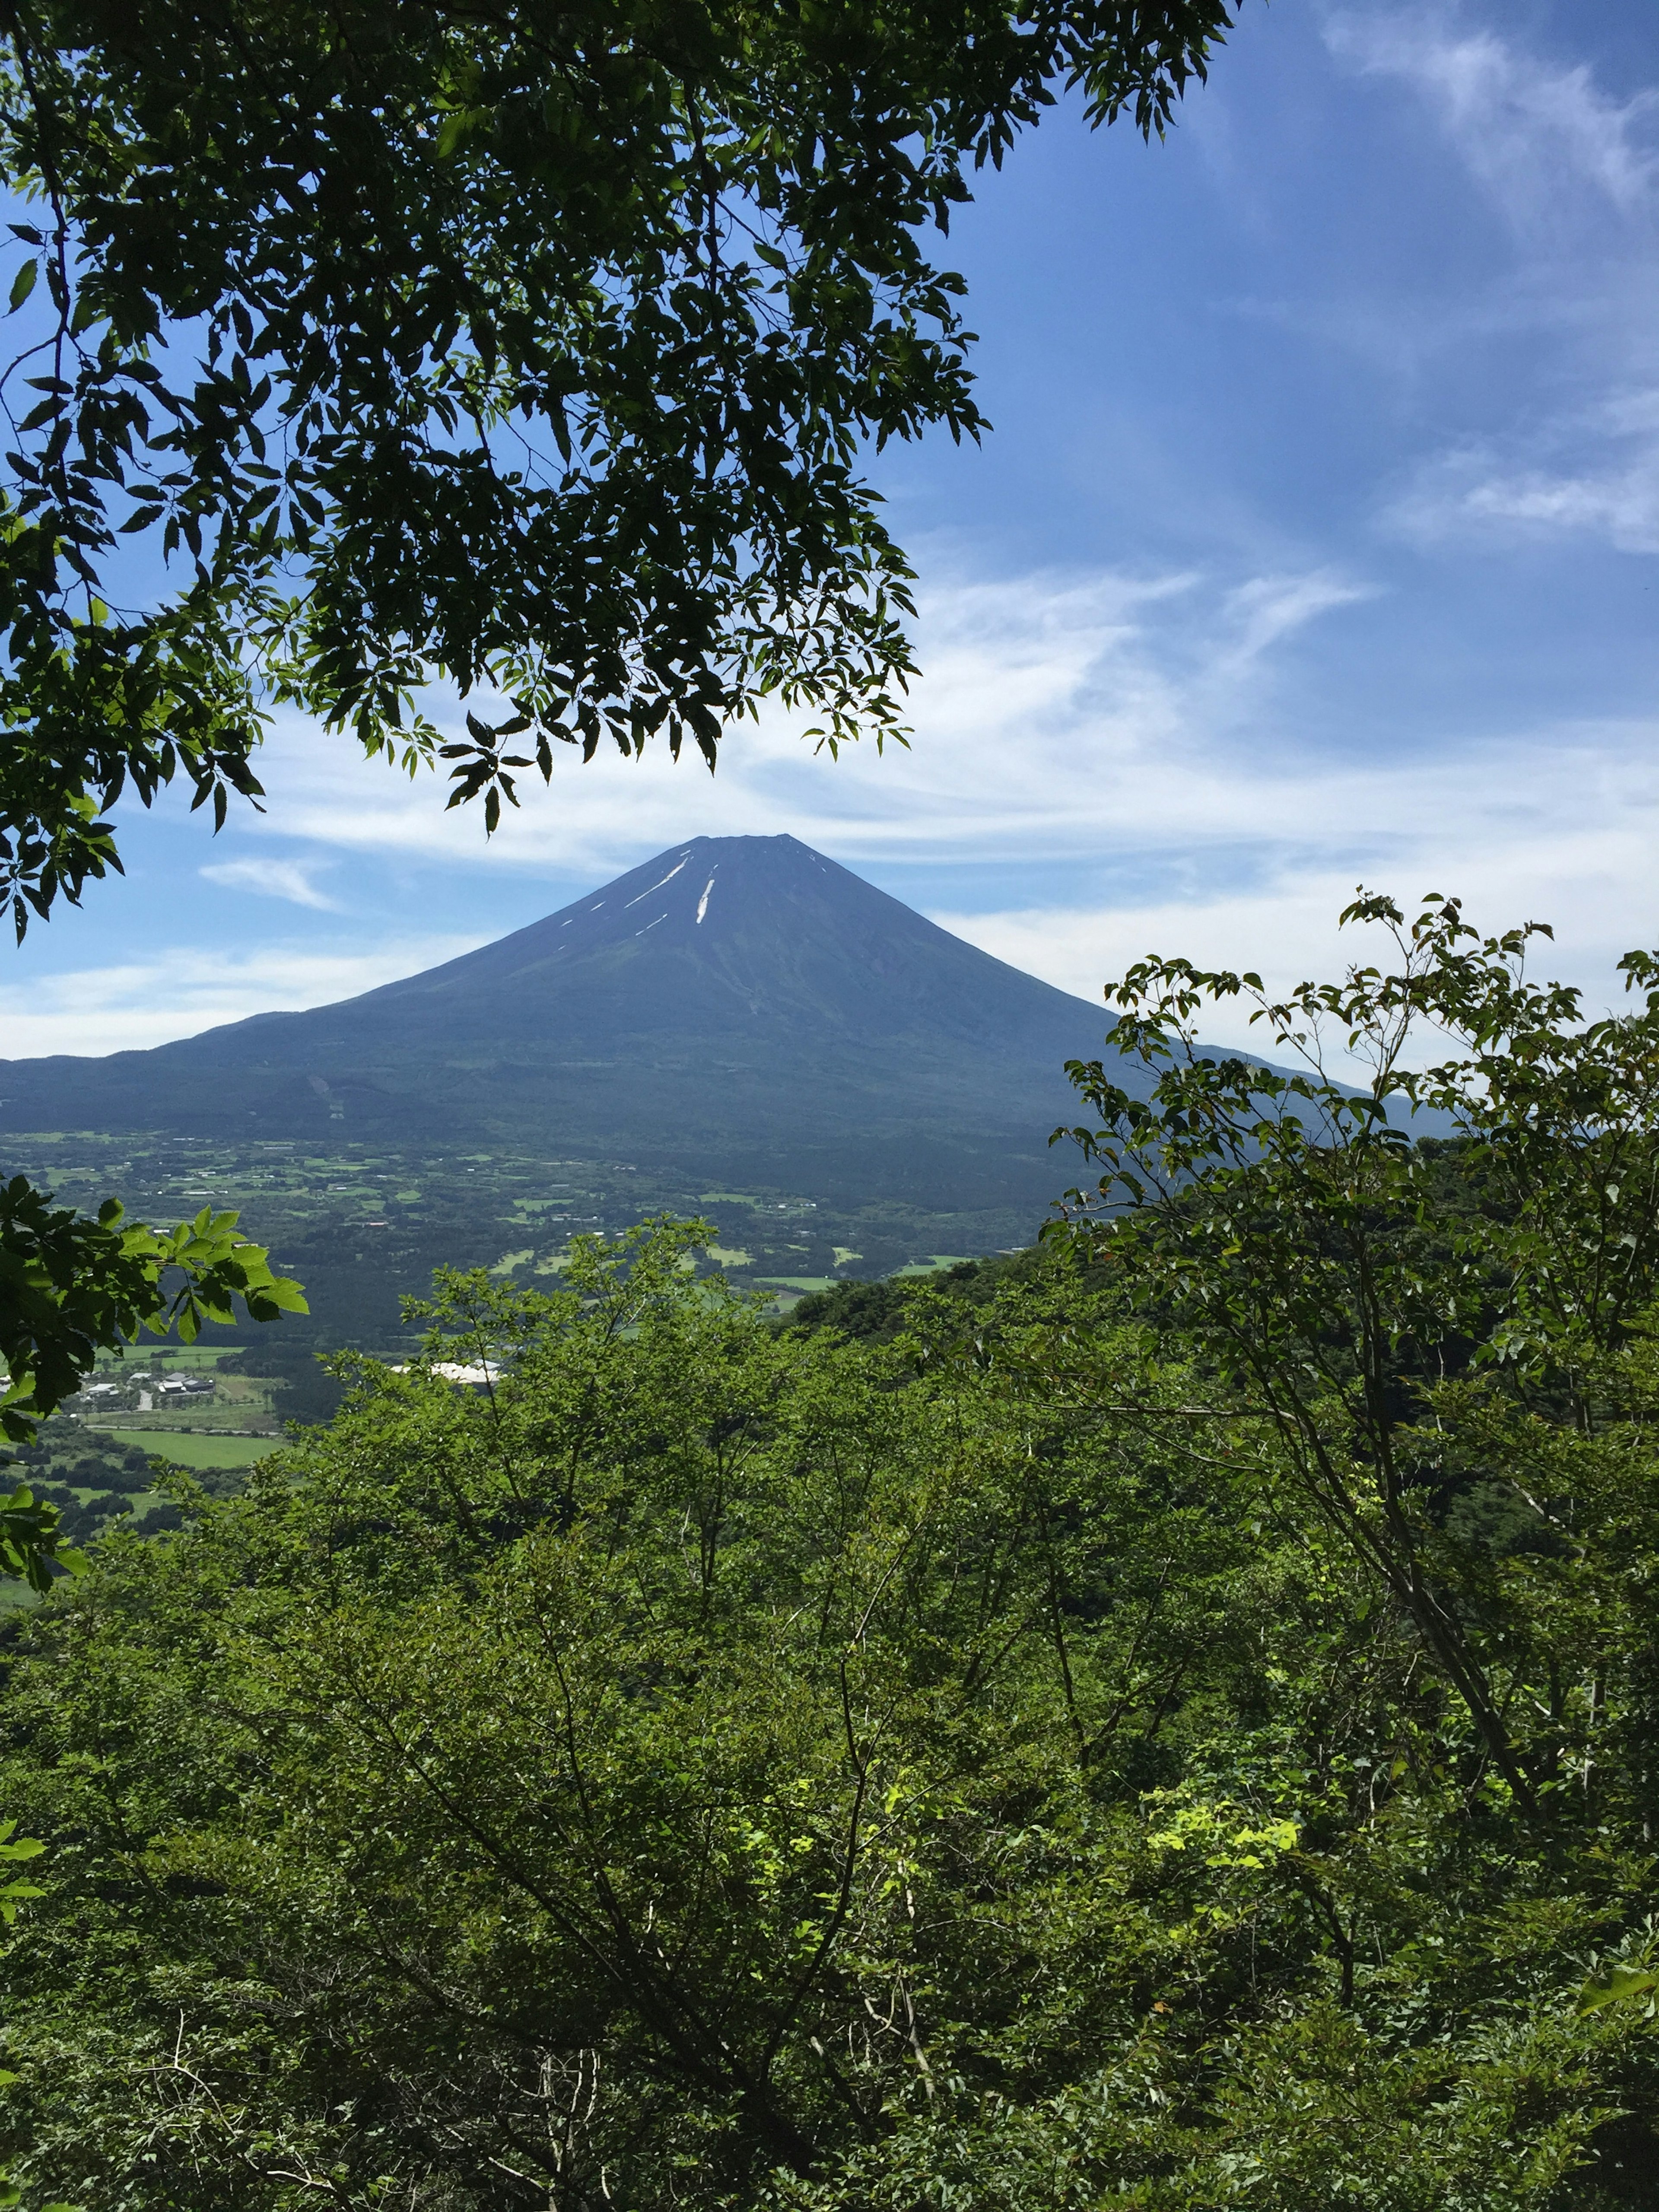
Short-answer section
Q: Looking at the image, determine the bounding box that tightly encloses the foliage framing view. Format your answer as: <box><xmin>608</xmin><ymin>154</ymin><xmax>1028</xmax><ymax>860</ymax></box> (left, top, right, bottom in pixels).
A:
<box><xmin>3</xmin><ymin>897</ymin><xmax>1659</xmax><ymax>2207</ymax></box>
<box><xmin>0</xmin><ymin>0</ymin><xmax>1236</xmax><ymax>932</ymax></box>
<box><xmin>0</xmin><ymin>0</ymin><xmax>1238</xmax><ymax>1422</ymax></box>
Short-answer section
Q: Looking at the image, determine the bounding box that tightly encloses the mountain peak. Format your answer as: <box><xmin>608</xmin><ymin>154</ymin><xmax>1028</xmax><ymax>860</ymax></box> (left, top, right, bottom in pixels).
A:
<box><xmin>0</xmin><ymin>836</ymin><xmax>1119</xmax><ymax>1208</ymax></box>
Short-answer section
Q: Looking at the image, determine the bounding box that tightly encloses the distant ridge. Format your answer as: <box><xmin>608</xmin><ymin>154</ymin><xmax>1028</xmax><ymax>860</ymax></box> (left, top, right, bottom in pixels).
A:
<box><xmin>0</xmin><ymin>836</ymin><xmax>1135</xmax><ymax>1208</ymax></box>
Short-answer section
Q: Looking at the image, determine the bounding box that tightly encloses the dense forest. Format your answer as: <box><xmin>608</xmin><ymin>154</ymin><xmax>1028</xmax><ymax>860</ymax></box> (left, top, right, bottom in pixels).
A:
<box><xmin>1</xmin><ymin>896</ymin><xmax>1658</xmax><ymax>2208</ymax></box>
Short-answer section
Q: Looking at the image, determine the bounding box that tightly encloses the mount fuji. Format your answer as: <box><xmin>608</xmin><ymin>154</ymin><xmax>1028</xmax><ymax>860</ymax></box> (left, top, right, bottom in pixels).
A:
<box><xmin>1</xmin><ymin>836</ymin><xmax>1141</xmax><ymax>1208</ymax></box>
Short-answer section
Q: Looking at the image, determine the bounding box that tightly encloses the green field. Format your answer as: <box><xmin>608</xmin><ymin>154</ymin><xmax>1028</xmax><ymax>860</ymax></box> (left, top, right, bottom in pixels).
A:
<box><xmin>86</xmin><ymin>1345</ymin><xmax>236</xmax><ymax>1370</ymax></box>
<box><xmin>1</xmin><ymin>1133</ymin><xmax>1042</xmax><ymax>1361</ymax></box>
<box><xmin>97</xmin><ymin>1430</ymin><xmax>277</xmax><ymax>1470</ymax></box>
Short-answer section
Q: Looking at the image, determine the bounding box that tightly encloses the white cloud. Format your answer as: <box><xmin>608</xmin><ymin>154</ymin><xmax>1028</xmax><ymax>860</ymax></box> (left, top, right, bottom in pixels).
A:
<box><xmin>1321</xmin><ymin>11</ymin><xmax>1659</xmax><ymax>558</ymax></box>
<box><xmin>0</xmin><ymin>936</ymin><xmax>481</xmax><ymax>1058</ymax></box>
<box><xmin>1314</xmin><ymin>10</ymin><xmax>1659</xmax><ymax>558</ymax></box>
<box><xmin>1325</xmin><ymin>8</ymin><xmax>1659</xmax><ymax>231</ymax></box>
<box><xmin>1388</xmin><ymin>389</ymin><xmax>1659</xmax><ymax>554</ymax></box>
<box><xmin>1215</xmin><ymin>572</ymin><xmax>1373</xmax><ymax>667</ymax></box>
<box><xmin>37</xmin><ymin>554</ymin><xmax>1659</xmax><ymax>1064</ymax></box>
<box><xmin>934</xmin><ymin>795</ymin><xmax>1659</xmax><ymax>1062</ymax></box>
<box><xmin>228</xmin><ymin>562</ymin><xmax>1373</xmax><ymax>877</ymax></box>
<box><xmin>199</xmin><ymin>855</ymin><xmax>340</xmax><ymax>909</ymax></box>
<box><xmin>870</xmin><ymin>569</ymin><xmax>1656</xmax><ymax>1043</ymax></box>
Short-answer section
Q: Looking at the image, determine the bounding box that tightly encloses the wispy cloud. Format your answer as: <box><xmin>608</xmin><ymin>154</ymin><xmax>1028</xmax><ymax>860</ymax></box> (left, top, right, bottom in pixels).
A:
<box><xmin>199</xmin><ymin>855</ymin><xmax>340</xmax><ymax>909</ymax></box>
<box><xmin>933</xmin><ymin>786</ymin><xmax>1659</xmax><ymax>1058</ymax></box>
<box><xmin>1319</xmin><ymin>11</ymin><xmax>1659</xmax><ymax>558</ymax></box>
<box><xmin>0</xmin><ymin>937</ymin><xmax>481</xmax><ymax>1059</ymax></box>
<box><xmin>61</xmin><ymin>554</ymin><xmax>1659</xmax><ymax>1066</ymax></box>
<box><xmin>233</xmin><ymin>562</ymin><xmax>1374</xmax><ymax>877</ymax></box>
<box><xmin>1213</xmin><ymin>572</ymin><xmax>1374</xmax><ymax>671</ymax></box>
<box><xmin>1325</xmin><ymin>7</ymin><xmax>1659</xmax><ymax>231</ymax></box>
<box><xmin>1388</xmin><ymin>388</ymin><xmax>1659</xmax><ymax>553</ymax></box>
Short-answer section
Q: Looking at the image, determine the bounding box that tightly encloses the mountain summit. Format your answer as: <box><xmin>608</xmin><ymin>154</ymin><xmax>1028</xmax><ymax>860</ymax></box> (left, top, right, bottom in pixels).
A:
<box><xmin>1</xmin><ymin>836</ymin><xmax>1127</xmax><ymax>1206</ymax></box>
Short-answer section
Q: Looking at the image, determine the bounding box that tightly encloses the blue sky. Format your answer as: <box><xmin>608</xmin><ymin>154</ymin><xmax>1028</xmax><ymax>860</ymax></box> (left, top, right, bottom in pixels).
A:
<box><xmin>6</xmin><ymin>0</ymin><xmax>1657</xmax><ymax>1058</ymax></box>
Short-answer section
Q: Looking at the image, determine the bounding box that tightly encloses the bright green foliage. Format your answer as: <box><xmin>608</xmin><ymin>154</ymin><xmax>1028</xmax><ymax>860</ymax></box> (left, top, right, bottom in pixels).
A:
<box><xmin>1055</xmin><ymin>891</ymin><xmax>1659</xmax><ymax>1821</ymax></box>
<box><xmin>0</xmin><ymin>1178</ymin><xmax>307</xmax><ymax>1444</ymax></box>
<box><xmin>0</xmin><ymin>1487</ymin><xmax>79</xmax><ymax>1595</ymax></box>
<box><xmin>0</xmin><ymin>0</ymin><xmax>1236</xmax><ymax>934</ymax></box>
<box><xmin>1</xmin><ymin>1176</ymin><xmax>1658</xmax><ymax>2207</ymax></box>
<box><xmin>0</xmin><ymin>1823</ymin><xmax>45</xmax><ymax>1929</ymax></box>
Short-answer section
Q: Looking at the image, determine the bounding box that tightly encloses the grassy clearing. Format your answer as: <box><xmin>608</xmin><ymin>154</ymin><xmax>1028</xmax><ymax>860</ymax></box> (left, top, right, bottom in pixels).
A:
<box><xmin>97</xmin><ymin>1430</ymin><xmax>276</xmax><ymax>1470</ymax></box>
<box><xmin>84</xmin><ymin>1345</ymin><xmax>234</xmax><ymax>1376</ymax></box>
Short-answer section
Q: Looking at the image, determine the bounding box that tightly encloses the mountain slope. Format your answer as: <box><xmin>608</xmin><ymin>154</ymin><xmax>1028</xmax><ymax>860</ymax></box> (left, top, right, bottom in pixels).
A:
<box><xmin>0</xmin><ymin>836</ymin><xmax>1133</xmax><ymax>1206</ymax></box>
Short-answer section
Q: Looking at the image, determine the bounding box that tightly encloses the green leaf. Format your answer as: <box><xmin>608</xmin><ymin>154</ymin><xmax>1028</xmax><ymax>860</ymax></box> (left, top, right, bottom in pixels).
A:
<box><xmin>7</xmin><ymin>258</ymin><xmax>35</xmax><ymax>312</ymax></box>
<box><xmin>1576</xmin><ymin>1964</ymin><xmax>1659</xmax><ymax>2015</ymax></box>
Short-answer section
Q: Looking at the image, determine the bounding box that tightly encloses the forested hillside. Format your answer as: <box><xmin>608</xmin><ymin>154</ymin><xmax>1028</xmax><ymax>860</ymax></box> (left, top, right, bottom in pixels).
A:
<box><xmin>1</xmin><ymin>895</ymin><xmax>1658</xmax><ymax>2209</ymax></box>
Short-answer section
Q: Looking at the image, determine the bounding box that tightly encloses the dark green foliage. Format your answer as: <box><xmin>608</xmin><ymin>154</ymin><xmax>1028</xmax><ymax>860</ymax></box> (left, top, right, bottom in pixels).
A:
<box><xmin>4</xmin><ymin>899</ymin><xmax>1659</xmax><ymax>2206</ymax></box>
<box><xmin>176</xmin><ymin>1459</ymin><xmax>254</xmax><ymax>1503</ymax></box>
<box><xmin>0</xmin><ymin>1431</ymin><xmax>164</xmax><ymax>1576</ymax></box>
<box><xmin>215</xmin><ymin>1345</ymin><xmax>346</xmax><ymax>1427</ymax></box>
<box><xmin>786</xmin><ymin>1247</ymin><xmax>1042</xmax><ymax>1338</ymax></box>
<box><xmin>0</xmin><ymin>8</ymin><xmax>1235</xmax><ymax>931</ymax></box>
<box><xmin>0</xmin><ymin>1482</ymin><xmax>73</xmax><ymax>1590</ymax></box>
<box><xmin>1</xmin><ymin>1202</ymin><xmax>1657</xmax><ymax>2208</ymax></box>
<box><xmin>785</xmin><ymin>1270</ymin><xmax>922</xmax><ymax>1338</ymax></box>
<box><xmin>0</xmin><ymin>1179</ymin><xmax>161</xmax><ymax>1439</ymax></box>
<box><xmin>52</xmin><ymin>1494</ymin><xmax>130</xmax><ymax>1543</ymax></box>
<box><xmin>79</xmin><ymin>1460</ymin><xmax>147</xmax><ymax>1496</ymax></box>
<box><xmin>1055</xmin><ymin>892</ymin><xmax>1659</xmax><ymax>1819</ymax></box>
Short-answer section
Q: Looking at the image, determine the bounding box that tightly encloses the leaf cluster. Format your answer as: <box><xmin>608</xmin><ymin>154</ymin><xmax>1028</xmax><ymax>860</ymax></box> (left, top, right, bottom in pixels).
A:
<box><xmin>1052</xmin><ymin>891</ymin><xmax>1659</xmax><ymax>1820</ymax></box>
<box><xmin>0</xmin><ymin>1174</ymin><xmax>306</xmax><ymax>1444</ymax></box>
<box><xmin>0</xmin><ymin>0</ymin><xmax>1238</xmax><ymax>930</ymax></box>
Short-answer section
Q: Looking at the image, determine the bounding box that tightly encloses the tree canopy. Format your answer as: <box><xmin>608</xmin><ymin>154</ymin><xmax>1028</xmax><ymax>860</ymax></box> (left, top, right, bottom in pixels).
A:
<box><xmin>0</xmin><ymin>0</ymin><xmax>1241</xmax><ymax>1419</ymax></box>
<box><xmin>3</xmin><ymin>903</ymin><xmax>1659</xmax><ymax>2207</ymax></box>
<box><xmin>0</xmin><ymin>0</ymin><xmax>1237</xmax><ymax>936</ymax></box>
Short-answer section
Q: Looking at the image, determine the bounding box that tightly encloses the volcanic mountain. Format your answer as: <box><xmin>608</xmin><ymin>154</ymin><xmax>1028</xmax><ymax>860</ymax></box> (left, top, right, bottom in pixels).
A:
<box><xmin>1</xmin><ymin>835</ymin><xmax>1141</xmax><ymax>1208</ymax></box>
